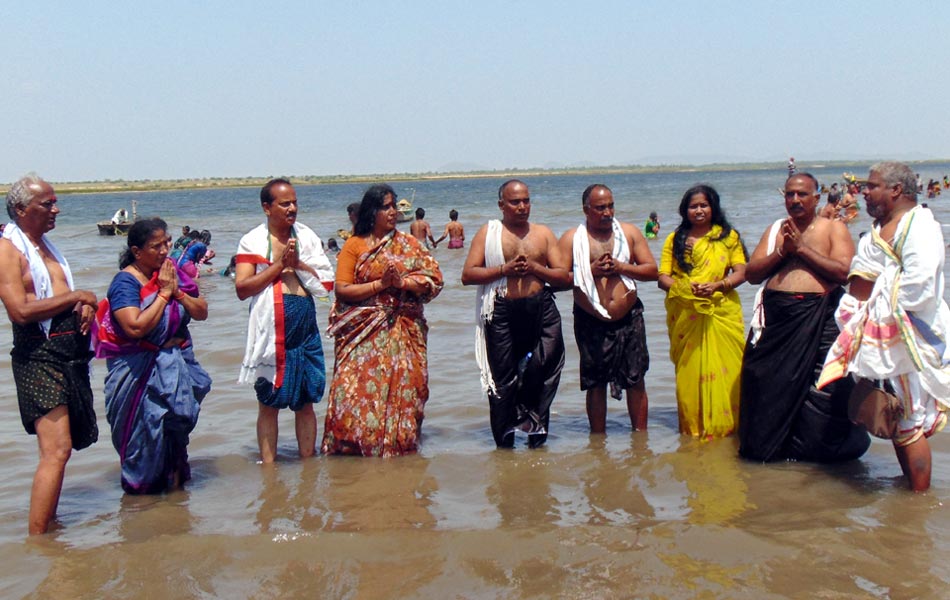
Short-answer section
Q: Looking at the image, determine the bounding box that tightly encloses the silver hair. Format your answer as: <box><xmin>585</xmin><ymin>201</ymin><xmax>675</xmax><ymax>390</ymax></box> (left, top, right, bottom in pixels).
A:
<box><xmin>6</xmin><ymin>172</ymin><xmax>45</xmax><ymax>220</ymax></box>
<box><xmin>870</xmin><ymin>161</ymin><xmax>917</xmax><ymax>200</ymax></box>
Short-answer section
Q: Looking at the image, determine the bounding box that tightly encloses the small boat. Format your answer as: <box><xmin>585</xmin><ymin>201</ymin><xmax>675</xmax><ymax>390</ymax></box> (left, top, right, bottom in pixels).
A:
<box><xmin>396</xmin><ymin>190</ymin><xmax>415</xmax><ymax>223</ymax></box>
<box><xmin>97</xmin><ymin>221</ymin><xmax>133</xmax><ymax>236</ymax></box>
<box><xmin>97</xmin><ymin>200</ymin><xmax>136</xmax><ymax>236</ymax></box>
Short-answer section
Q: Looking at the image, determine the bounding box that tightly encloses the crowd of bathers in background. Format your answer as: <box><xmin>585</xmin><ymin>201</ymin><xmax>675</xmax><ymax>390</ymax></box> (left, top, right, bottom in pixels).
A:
<box><xmin>169</xmin><ymin>225</ymin><xmax>217</xmax><ymax>278</ymax></box>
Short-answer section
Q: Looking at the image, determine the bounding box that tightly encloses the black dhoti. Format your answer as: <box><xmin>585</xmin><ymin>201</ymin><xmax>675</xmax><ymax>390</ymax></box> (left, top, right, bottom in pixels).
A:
<box><xmin>739</xmin><ymin>288</ymin><xmax>869</xmax><ymax>462</ymax></box>
<box><xmin>485</xmin><ymin>288</ymin><xmax>565</xmax><ymax>448</ymax></box>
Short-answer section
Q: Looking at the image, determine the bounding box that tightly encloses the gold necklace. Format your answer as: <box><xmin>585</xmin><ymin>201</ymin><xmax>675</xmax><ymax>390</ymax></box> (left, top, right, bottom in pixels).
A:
<box><xmin>131</xmin><ymin>263</ymin><xmax>152</xmax><ymax>280</ymax></box>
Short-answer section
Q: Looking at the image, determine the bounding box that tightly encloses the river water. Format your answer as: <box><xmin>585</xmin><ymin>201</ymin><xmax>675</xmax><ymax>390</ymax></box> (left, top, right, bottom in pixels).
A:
<box><xmin>2</xmin><ymin>165</ymin><xmax>949</xmax><ymax>598</ymax></box>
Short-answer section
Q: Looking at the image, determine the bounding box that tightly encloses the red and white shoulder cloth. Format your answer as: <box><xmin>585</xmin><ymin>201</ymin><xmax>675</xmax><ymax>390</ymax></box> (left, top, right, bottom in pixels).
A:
<box><xmin>236</xmin><ymin>222</ymin><xmax>334</xmax><ymax>389</ymax></box>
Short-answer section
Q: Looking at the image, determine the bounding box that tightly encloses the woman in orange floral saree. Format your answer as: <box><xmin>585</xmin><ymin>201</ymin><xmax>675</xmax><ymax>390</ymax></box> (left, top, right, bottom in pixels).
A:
<box><xmin>322</xmin><ymin>184</ymin><xmax>443</xmax><ymax>457</ymax></box>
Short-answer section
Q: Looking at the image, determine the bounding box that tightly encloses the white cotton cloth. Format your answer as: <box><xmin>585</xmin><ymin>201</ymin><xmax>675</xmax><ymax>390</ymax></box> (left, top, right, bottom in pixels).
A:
<box><xmin>474</xmin><ymin>220</ymin><xmax>506</xmax><ymax>394</ymax></box>
<box><xmin>2</xmin><ymin>222</ymin><xmax>75</xmax><ymax>337</ymax></box>
<box><xmin>843</xmin><ymin>207</ymin><xmax>950</xmax><ymax>393</ymax></box>
<box><xmin>571</xmin><ymin>219</ymin><xmax>636</xmax><ymax>319</ymax></box>
<box><xmin>237</xmin><ymin>222</ymin><xmax>334</xmax><ymax>385</ymax></box>
<box><xmin>748</xmin><ymin>219</ymin><xmax>784</xmax><ymax>346</ymax></box>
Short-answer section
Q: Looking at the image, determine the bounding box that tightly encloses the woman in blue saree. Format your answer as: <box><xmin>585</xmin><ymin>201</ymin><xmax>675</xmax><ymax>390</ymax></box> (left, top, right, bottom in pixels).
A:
<box><xmin>95</xmin><ymin>218</ymin><xmax>211</xmax><ymax>494</ymax></box>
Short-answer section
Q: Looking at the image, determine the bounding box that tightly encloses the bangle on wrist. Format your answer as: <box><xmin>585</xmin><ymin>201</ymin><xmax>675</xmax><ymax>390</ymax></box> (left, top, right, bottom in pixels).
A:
<box><xmin>158</xmin><ymin>292</ymin><xmax>171</xmax><ymax>303</ymax></box>
<box><xmin>775</xmin><ymin>247</ymin><xmax>784</xmax><ymax>258</ymax></box>
<box><xmin>498</xmin><ymin>265</ymin><xmax>504</xmax><ymax>278</ymax></box>
<box><xmin>174</xmin><ymin>290</ymin><xmax>185</xmax><ymax>300</ymax></box>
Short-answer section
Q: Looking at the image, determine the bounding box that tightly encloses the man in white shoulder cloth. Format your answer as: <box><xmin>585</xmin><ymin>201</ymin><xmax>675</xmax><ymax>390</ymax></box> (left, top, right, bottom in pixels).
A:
<box><xmin>557</xmin><ymin>184</ymin><xmax>658</xmax><ymax>433</ymax></box>
<box><xmin>819</xmin><ymin>161</ymin><xmax>950</xmax><ymax>491</ymax></box>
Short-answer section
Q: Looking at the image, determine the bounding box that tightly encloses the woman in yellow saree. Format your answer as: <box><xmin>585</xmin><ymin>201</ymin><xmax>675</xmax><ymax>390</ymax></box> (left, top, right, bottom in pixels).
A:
<box><xmin>659</xmin><ymin>185</ymin><xmax>747</xmax><ymax>438</ymax></box>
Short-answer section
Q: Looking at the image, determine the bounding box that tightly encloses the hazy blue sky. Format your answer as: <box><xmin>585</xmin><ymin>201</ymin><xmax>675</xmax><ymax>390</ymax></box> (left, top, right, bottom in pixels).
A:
<box><xmin>2</xmin><ymin>1</ymin><xmax>948</xmax><ymax>181</ymax></box>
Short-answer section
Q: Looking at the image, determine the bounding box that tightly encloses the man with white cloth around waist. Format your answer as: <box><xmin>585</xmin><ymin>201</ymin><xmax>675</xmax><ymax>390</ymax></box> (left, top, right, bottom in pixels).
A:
<box><xmin>235</xmin><ymin>178</ymin><xmax>334</xmax><ymax>463</ymax></box>
<box><xmin>462</xmin><ymin>179</ymin><xmax>571</xmax><ymax>449</ymax></box>
<box><xmin>557</xmin><ymin>184</ymin><xmax>658</xmax><ymax>433</ymax></box>
<box><xmin>819</xmin><ymin>162</ymin><xmax>950</xmax><ymax>491</ymax></box>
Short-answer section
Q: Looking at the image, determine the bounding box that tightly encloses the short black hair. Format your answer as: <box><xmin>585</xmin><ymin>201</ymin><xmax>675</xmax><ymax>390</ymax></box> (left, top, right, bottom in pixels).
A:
<box><xmin>260</xmin><ymin>178</ymin><xmax>292</xmax><ymax>205</ymax></box>
<box><xmin>581</xmin><ymin>183</ymin><xmax>610</xmax><ymax>208</ymax></box>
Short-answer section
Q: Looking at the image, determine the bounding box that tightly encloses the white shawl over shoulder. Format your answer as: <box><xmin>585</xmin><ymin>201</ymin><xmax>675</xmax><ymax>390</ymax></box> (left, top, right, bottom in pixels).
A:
<box><xmin>2</xmin><ymin>222</ymin><xmax>75</xmax><ymax>337</ymax></box>
<box><xmin>571</xmin><ymin>219</ymin><xmax>635</xmax><ymax>319</ymax></box>
<box><xmin>748</xmin><ymin>218</ymin><xmax>785</xmax><ymax>346</ymax></box>
<box><xmin>475</xmin><ymin>220</ymin><xmax>505</xmax><ymax>393</ymax></box>
<box><xmin>237</xmin><ymin>222</ymin><xmax>334</xmax><ymax>386</ymax></box>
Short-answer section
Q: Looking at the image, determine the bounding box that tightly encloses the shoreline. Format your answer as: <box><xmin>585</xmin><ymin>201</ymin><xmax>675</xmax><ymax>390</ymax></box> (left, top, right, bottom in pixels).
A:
<box><xmin>3</xmin><ymin>158</ymin><xmax>948</xmax><ymax>195</ymax></box>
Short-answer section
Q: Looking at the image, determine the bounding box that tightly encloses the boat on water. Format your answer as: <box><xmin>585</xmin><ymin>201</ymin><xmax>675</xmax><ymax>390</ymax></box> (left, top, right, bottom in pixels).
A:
<box><xmin>396</xmin><ymin>198</ymin><xmax>413</xmax><ymax>223</ymax></box>
<box><xmin>97</xmin><ymin>201</ymin><xmax>136</xmax><ymax>236</ymax></box>
<box><xmin>396</xmin><ymin>189</ymin><xmax>415</xmax><ymax>223</ymax></box>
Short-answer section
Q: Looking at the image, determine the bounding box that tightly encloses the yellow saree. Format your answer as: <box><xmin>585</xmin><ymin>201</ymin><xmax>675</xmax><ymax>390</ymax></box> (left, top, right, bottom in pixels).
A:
<box><xmin>660</xmin><ymin>226</ymin><xmax>746</xmax><ymax>438</ymax></box>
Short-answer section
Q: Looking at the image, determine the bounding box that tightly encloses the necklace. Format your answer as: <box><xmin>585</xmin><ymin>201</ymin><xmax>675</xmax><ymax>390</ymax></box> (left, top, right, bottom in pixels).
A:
<box><xmin>131</xmin><ymin>263</ymin><xmax>151</xmax><ymax>280</ymax></box>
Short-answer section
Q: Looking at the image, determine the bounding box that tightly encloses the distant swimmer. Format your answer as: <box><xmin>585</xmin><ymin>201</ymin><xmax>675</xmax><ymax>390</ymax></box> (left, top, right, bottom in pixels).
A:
<box><xmin>461</xmin><ymin>179</ymin><xmax>571</xmax><ymax>449</ymax></box>
<box><xmin>644</xmin><ymin>211</ymin><xmax>660</xmax><ymax>239</ymax></box>
<box><xmin>435</xmin><ymin>209</ymin><xmax>465</xmax><ymax>249</ymax></box>
<box><xmin>818</xmin><ymin>183</ymin><xmax>841</xmax><ymax>220</ymax></box>
<box><xmin>558</xmin><ymin>184</ymin><xmax>658</xmax><ymax>433</ymax></box>
<box><xmin>409</xmin><ymin>207</ymin><xmax>437</xmax><ymax>248</ymax></box>
<box><xmin>838</xmin><ymin>187</ymin><xmax>859</xmax><ymax>223</ymax></box>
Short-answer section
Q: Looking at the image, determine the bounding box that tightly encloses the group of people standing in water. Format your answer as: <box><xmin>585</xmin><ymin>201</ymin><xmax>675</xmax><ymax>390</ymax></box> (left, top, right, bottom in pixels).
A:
<box><xmin>2</xmin><ymin>160</ymin><xmax>949</xmax><ymax>536</ymax></box>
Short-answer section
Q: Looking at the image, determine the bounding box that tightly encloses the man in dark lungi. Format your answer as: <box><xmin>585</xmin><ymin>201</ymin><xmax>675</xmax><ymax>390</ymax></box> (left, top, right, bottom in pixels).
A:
<box><xmin>462</xmin><ymin>179</ymin><xmax>571</xmax><ymax>448</ymax></box>
<box><xmin>0</xmin><ymin>174</ymin><xmax>99</xmax><ymax>534</ymax></box>
<box><xmin>235</xmin><ymin>179</ymin><xmax>334</xmax><ymax>463</ymax></box>
<box><xmin>558</xmin><ymin>184</ymin><xmax>658</xmax><ymax>432</ymax></box>
<box><xmin>739</xmin><ymin>172</ymin><xmax>869</xmax><ymax>462</ymax></box>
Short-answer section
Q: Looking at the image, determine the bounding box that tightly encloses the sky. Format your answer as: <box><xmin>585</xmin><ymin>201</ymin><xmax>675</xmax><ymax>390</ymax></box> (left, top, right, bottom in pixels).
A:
<box><xmin>2</xmin><ymin>1</ymin><xmax>949</xmax><ymax>182</ymax></box>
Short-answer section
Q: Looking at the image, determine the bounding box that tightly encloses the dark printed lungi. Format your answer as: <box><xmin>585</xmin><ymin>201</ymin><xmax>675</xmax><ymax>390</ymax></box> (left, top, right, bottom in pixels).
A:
<box><xmin>11</xmin><ymin>310</ymin><xmax>98</xmax><ymax>450</ymax></box>
<box><xmin>739</xmin><ymin>288</ymin><xmax>870</xmax><ymax>462</ymax></box>
<box><xmin>573</xmin><ymin>299</ymin><xmax>649</xmax><ymax>398</ymax></box>
<box><xmin>255</xmin><ymin>294</ymin><xmax>326</xmax><ymax>411</ymax></box>
<box><xmin>485</xmin><ymin>288</ymin><xmax>565</xmax><ymax>448</ymax></box>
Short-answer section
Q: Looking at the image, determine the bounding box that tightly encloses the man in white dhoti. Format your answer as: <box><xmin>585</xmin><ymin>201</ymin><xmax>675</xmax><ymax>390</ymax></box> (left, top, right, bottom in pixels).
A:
<box><xmin>819</xmin><ymin>162</ymin><xmax>950</xmax><ymax>491</ymax></box>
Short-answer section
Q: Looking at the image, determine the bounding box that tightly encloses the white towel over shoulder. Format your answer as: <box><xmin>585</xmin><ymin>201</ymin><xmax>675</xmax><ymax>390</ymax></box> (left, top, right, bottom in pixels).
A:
<box><xmin>572</xmin><ymin>219</ymin><xmax>635</xmax><ymax>319</ymax></box>
<box><xmin>748</xmin><ymin>218</ymin><xmax>784</xmax><ymax>346</ymax></box>
<box><xmin>2</xmin><ymin>222</ymin><xmax>75</xmax><ymax>337</ymax></box>
<box><xmin>475</xmin><ymin>220</ymin><xmax>506</xmax><ymax>393</ymax></box>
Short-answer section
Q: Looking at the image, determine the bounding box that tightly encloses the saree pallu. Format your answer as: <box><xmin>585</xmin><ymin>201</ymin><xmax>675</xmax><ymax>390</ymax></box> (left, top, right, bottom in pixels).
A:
<box><xmin>661</xmin><ymin>228</ymin><xmax>745</xmax><ymax>438</ymax></box>
<box><xmin>96</xmin><ymin>268</ymin><xmax>211</xmax><ymax>494</ymax></box>
<box><xmin>322</xmin><ymin>231</ymin><xmax>443</xmax><ymax>457</ymax></box>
